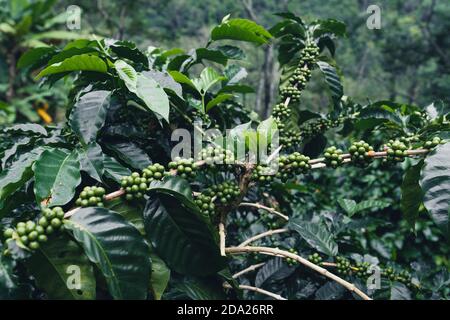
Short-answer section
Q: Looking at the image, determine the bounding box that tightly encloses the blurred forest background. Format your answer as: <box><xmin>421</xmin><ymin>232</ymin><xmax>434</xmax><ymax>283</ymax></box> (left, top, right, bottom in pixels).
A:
<box><xmin>1</xmin><ymin>0</ymin><xmax>449</xmax><ymax>124</ymax></box>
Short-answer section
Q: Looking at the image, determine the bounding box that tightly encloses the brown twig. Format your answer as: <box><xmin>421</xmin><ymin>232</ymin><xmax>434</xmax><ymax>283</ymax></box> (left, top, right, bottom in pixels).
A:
<box><xmin>232</xmin><ymin>262</ymin><xmax>266</xmax><ymax>278</ymax></box>
<box><xmin>239</xmin><ymin>202</ymin><xmax>289</xmax><ymax>221</ymax></box>
<box><xmin>226</xmin><ymin>246</ymin><xmax>372</xmax><ymax>300</ymax></box>
<box><xmin>238</xmin><ymin>228</ymin><xmax>289</xmax><ymax>247</ymax></box>
<box><xmin>223</xmin><ymin>283</ymin><xmax>287</xmax><ymax>300</ymax></box>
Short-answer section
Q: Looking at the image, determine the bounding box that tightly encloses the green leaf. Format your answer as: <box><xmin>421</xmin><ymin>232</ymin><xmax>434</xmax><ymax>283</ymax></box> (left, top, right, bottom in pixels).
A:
<box><xmin>109</xmin><ymin>40</ymin><xmax>149</xmax><ymax>68</ymax></box>
<box><xmin>255</xmin><ymin>257</ymin><xmax>292</xmax><ymax>287</ymax></box>
<box><xmin>193</xmin><ymin>67</ymin><xmax>226</xmax><ymax>94</ymax></box>
<box><xmin>168</xmin><ymin>71</ymin><xmax>197</xmax><ymax>91</ymax></box>
<box><xmin>218</xmin><ymin>85</ymin><xmax>254</xmax><ymax>94</ymax></box>
<box><xmin>314</xmin><ymin>19</ymin><xmax>347</xmax><ymax>38</ymax></box>
<box><xmin>17</xmin><ymin>47</ymin><xmax>56</xmax><ymax>69</ymax></box>
<box><xmin>142</xmin><ymin>70</ymin><xmax>183</xmax><ymax>98</ymax></box>
<box><xmin>4</xmin><ymin>123</ymin><xmax>47</xmax><ymax>136</ymax></box>
<box><xmin>216</xmin><ymin>45</ymin><xmax>246</xmax><ymax>60</ymax></box>
<box><xmin>211</xmin><ymin>18</ymin><xmax>272</xmax><ymax>44</ymax></box>
<box><xmin>33</xmin><ymin>149</ymin><xmax>81</xmax><ymax>207</ymax></box>
<box><xmin>144</xmin><ymin>194</ymin><xmax>226</xmax><ymax>276</ymax></box>
<box><xmin>420</xmin><ymin>143</ymin><xmax>450</xmax><ymax>237</ymax></box>
<box><xmin>401</xmin><ymin>161</ymin><xmax>424</xmax><ymax>229</ymax></box>
<box><xmin>106</xmin><ymin>198</ymin><xmax>144</xmax><ymax>234</ymax></box>
<box><xmin>104</xmin><ymin>141</ymin><xmax>151</xmax><ymax>170</ymax></box>
<box><xmin>69</xmin><ymin>90</ymin><xmax>111</xmax><ymax>145</ymax></box>
<box><xmin>315</xmin><ymin>281</ymin><xmax>345</xmax><ymax>300</ymax></box>
<box><xmin>27</xmin><ymin>235</ymin><xmax>96</xmax><ymax>300</ymax></box>
<box><xmin>77</xmin><ymin>143</ymin><xmax>104</xmax><ymax>183</ymax></box>
<box><xmin>174</xmin><ymin>276</ymin><xmax>226</xmax><ymax>300</ymax></box>
<box><xmin>206</xmin><ymin>94</ymin><xmax>233</xmax><ymax>112</ymax></box>
<box><xmin>36</xmin><ymin>54</ymin><xmax>107</xmax><ymax>79</ymax></box>
<box><xmin>150</xmin><ymin>252</ymin><xmax>170</xmax><ymax>300</ymax></box>
<box><xmin>224</xmin><ymin>65</ymin><xmax>248</xmax><ymax>85</ymax></box>
<box><xmin>114</xmin><ymin>60</ymin><xmax>138</xmax><ymax>93</ymax></box>
<box><xmin>103</xmin><ymin>156</ymin><xmax>131</xmax><ymax>183</ymax></box>
<box><xmin>195</xmin><ymin>48</ymin><xmax>228</xmax><ymax>66</ymax></box>
<box><xmin>316</xmin><ymin>61</ymin><xmax>343</xmax><ymax>104</ymax></box>
<box><xmin>136</xmin><ymin>73</ymin><xmax>170</xmax><ymax>122</ymax></box>
<box><xmin>65</xmin><ymin>207</ymin><xmax>151</xmax><ymax>300</ymax></box>
<box><xmin>338</xmin><ymin>199</ymin><xmax>390</xmax><ymax>217</ymax></box>
<box><xmin>289</xmin><ymin>219</ymin><xmax>338</xmax><ymax>256</ymax></box>
<box><xmin>0</xmin><ymin>244</ymin><xmax>25</xmax><ymax>299</ymax></box>
<box><xmin>0</xmin><ymin>148</ymin><xmax>44</xmax><ymax>211</ymax></box>
<box><xmin>390</xmin><ymin>282</ymin><xmax>411</xmax><ymax>300</ymax></box>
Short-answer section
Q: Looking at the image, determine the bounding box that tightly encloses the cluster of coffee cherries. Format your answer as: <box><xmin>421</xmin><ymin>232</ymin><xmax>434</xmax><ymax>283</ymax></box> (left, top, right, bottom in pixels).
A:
<box><xmin>198</xmin><ymin>146</ymin><xmax>235</xmax><ymax>169</ymax></box>
<box><xmin>272</xmin><ymin>102</ymin><xmax>291</xmax><ymax>120</ymax></box>
<box><xmin>384</xmin><ymin>140</ymin><xmax>408</xmax><ymax>163</ymax></box>
<box><xmin>324</xmin><ymin>146</ymin><xmax>345</xmax><ymax>168</ymax></box>
<box><xmin>260</xmin><ymin>210</ymin><xmax>285</xmax><ymax>229</ymax></box>
<box><xmin>299</xmin><ymin>43</ymin><xmax>320</xmax><ymax>65</ymax></box>
<box><xmin>286</xmin><ymin>248</ymin><xmax>299</xmax><ymax>267</ymax></box>
<box><xmin>251</xmin><ymin>164</ymin><xmax>277</xmax><ymax>184</ymax></box>
<box><xmin>195</xmin><ymin>182</ymin><xmax>241</xmax><ymax>217</ymax></box>
<box><xmin>423</xmin><ymin>136</ymin><xmax>445</xmax><ymax>149</ymax></box>
<box><xmin>121</xmin><ymin>164</ymin><xmax>167</xmax><ymax>201</ymax></box>
<box><xmin>308</xmin><ymin>252</ymin><xmax>323</xmax><ymax>265</ymax></box>
<box><xmin>300</xmin><ymin>117</ymin><xmax>344</xmax><ymax>139</ymax></box>
<box><xmin>349</xmin><ymin>140</ymin><xmax>374</xmax><ymax>167</ymax></box>
<box><xmin>75</xmin><ymin>186</ymin><xmax>106</xmax><ymax>207</ymax></box>
<box><xmin>277</xmin><ymin>152</ymin><xmax>311</xmax><ymax>182</ymax></box>
<box><xmin>382</xmin><ymin>267</ymin><xmax>412</xmax><ymax>286</ymax></box>
<box><xmin>168</xmin><ymin>157</ymin><xmax>198</xmax><ymax>180</ymax></box>
<box><xmin>353</xmin><ymin>261</ymin><xmax>372</xmax><ymax>278</ymax></box>
<box><xmin>336</xmin><ymin>256</ymin><xmax>353</xmax><ymax>275</ymax></box>
<box><xmin>280</xmin><ymin>85</ymin><xmax>302</xmax><ymax>102</ymax></box>
<box><xmin>289</xmin><ymin>65</ymin><xmax>311</xmax><ymax>90</ymax></box>
<box><xmin>2</xmin><ymin>207</ymin><xmax>65</xmax><ymax>251</ymax></box>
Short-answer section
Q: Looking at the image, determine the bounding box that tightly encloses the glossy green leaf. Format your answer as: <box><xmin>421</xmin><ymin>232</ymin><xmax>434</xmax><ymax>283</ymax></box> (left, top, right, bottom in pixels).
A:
<box><xmin>65</xmin><ymin>207</ymin><xmax>151</xmax><ymax>300</ymax></box>
<box><xmin>27</xmin><ymin>235</ymin><xmax>96</xmax><ymax>300</ymax></box>
<box><xmin>193</xmin><ymin>67</ymin><xmax>226</xmax><ymax>94</ymax></box>
<box><xmin>420</xmin><ymin>143</ymin><xmax>450</xmax><ymax>237</ymax></box>
<box><xmin>174</xmin><ymin>276</ymin><xmax>226</xmax><ymax>300</ymax></box>
<box><xmin>77</xmin><ymin>143</ymin><xmax>104</xmax><ymax>183</ymax></box>
<box><xmin>106</xmin><ymin>198</ymin><xmax>145</xmax><ymax>234</ymax></box>
<box><xmin>33</xmin><ymin>148</ymin><xmax>81</xmax><ymax>207</ymax></box>
<box><xmin>17</xmin><ymin>47</ymin><xmax>56</xmax><ymax>69</ymax></box>
<box><xmin>4</xmin><ymin>123</ymin><xmax>47</xmax><ymax>136</ymax></box>
<box><xmin>142</xmin><ymin>70</ymin><xmax>183</xmax><ymax>98</ymax></box>
<box><xmin>289</xmin><ymin>219</ymin><xmax>338</xmax><ymax>256</ymax></box>
<box><xmin>401</xmin><ymin>161</ymin><xmax>424</xmax><ymax>229</ymax></box>
<box><xmin>211</xmin><ymin>18</ymin><xmax>272</xmax><ymax>44</ymax></box>
<box><xmin>168</xmin><ymin>71</ymin><xmax>197</xmax><ymax>91</ymax></box>
<box><xmin>150</xmin><ymin>252</ymin><xmax>170</xmax><ymax>300</ymax></box>
<box><xmin>103</xmin><ymin>156</ymin><xmax>132</xmax><ymax>183</ymax></box>
<box><xmin>144</xmin><ymin>194</ymin><xmax>226</xmax><ymax>276</ymax></box>
<box><xmin>36</xmin><ymin>54</ymin><xmax>107</xmax><ymax>78</ymax></box>
<box><xmin>255</xmin><ymin>257</ymin><xmax>293</xmax><ymax>287</ymax></box>
<box><xmin>316</xmin><ymin>61</ymin><xmax>343</xmax><ymax>104</ymax></box>
<box><xmin>206</xmin><ymin>94</ymin><xmax>233</xmax><ymax>112</ymax></box>
<box><xmin>69</xmin><ymin>90</ymin><xmax>111</xmax><ymax>145</ymax></box>
<box><xmin>0</xmin><ymin>148</ymin><xmax>44</xmax><ymax>211</ymax></box>
<box><xmin>338</xmin><ymin>198</ymin><xmax>390</xmax><ymax>217</ymax></box>
<box><xmin>105</xmin><ymin>141</ymin><xmax>151</xmax><ymax>170</ymax></box>
<box><xmin>115</xmin><ymin>60</ymin><xmax>138</xmax><ymax>93</ymax></box>
<box><xmin>136</xmin><ymin>73</ymin><xmax>170</xmax><ymax>122</ymax></box>
<box><xmin>216</xmin><ymin>45</ymin><xmax>246</xmax><ymax>60</ymax></box>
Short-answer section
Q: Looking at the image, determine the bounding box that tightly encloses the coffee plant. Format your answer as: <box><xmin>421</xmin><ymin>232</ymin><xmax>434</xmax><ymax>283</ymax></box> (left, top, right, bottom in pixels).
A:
<box><xmin>0</xmin><ymin>12</ymin><xmax>449</xmax><ymax>300</ymax></box>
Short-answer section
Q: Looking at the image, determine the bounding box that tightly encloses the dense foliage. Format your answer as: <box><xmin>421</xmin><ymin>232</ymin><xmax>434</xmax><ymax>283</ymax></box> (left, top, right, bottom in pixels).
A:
<box><xmin>0</xmin><ymin>3</ymin><xmax>449</xmax><ymax>300</ymax></box>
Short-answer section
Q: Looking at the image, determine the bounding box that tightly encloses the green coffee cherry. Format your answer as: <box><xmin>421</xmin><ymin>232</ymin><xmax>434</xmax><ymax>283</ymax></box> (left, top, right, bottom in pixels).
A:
<box><xmin>195</xmin><ymin>181</ymin><xmax>241</xmax><ymax>218</ymax></box>
<box><xmin>198</xmin><ymin>146</ymin><xmax>235</xmax><ymax>169</ymax></box>
<box><xmin>423</xmin><ymin>136</ymin><xmax>445</xmax><ymax>149</ymax></box>
<box><xmin>308</xmin><ymin>252</ymin><xmax>323</xmax><ymax>265</ymax></box>
<box><xmin>168</xmin><ymin>157</ymin><xmax>197</xmax><ymax>180</ymax></box>
<box><xmin>286</xmin><ymin>248</ymin><xmax>299</xmax><ymax>267</ymax></box>
<box><xmin>384</xmin><ymin>140</ymin><xmax>408</xmax><ymax>163</ymax></box>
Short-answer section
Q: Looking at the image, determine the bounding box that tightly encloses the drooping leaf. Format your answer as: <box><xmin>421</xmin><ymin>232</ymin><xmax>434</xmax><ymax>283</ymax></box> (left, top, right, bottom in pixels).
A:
<box><xmin>316</xmin><ymin>61</ymin><xmax>343</xmax><ymax>104</ymax></box>
<box><xmin>390</xmin><ymin>282</ymin><xmax>411</xmax><ymax>300</ymax></box>
<box><xmin>194</xmin><ymin>48</ymin><xmax>228</xmax><ymax>66</ymax></box>
<box><xmin>65</xmin><ymin>207</ymin><xmax>151</xmax><ymax>300</ymax></box>
<box><xmin>206</xmin><ymin>94</ymin><xmax>233</xmax><ymax>112</ymax></box>
<box><xmin>109</xmin><ymin>40</ymin><xmax>149</xmax><ymax>68</ymax></box>
<box><xmin>136</xmin><ymin>73</ymin><xmax>170</xmax><ymax>122</ymax></box>
<box><xmin>77</xmin><ymin>143</ymin><xmax>104</xmax><ymax>182</ymax></box>
<box><xmin>36</xmin><ymin>54</ymin><xmax>107</xmax><ymax>78</ymax></box>
<box><xmin>17</xmin><ymin>47</ymin><xmax>56</xmax><ymax>69</ymax></box>
<box><xmin>338</xmin><ymin>199</ymin><xmax>390</xmax><ymax>217</ymax></box>
<box><xmin>143</xmin><ymin>194</ymin><xmax>226</xmax><ymax>276</ymax></box>
<box><xmin>104</xmin><ymin>141</ymin><xmax>151</xmax><ymax>170</ymax></box>
<box><xmin>27</xmin><ymin>235</ymin><xmax>96</xmax><ymax>300</ymax></box>
<box><xmin>33</xmin><ymin>148</ymin><xmax>81</xmax><ymax>207</ymax></box>
<box><xmin>106</xmin><ymin>198</ymin><xmax>144</xmax><ymax>234</ymax></box>
<box><xmin>69</xmin><ymin>90</ymin><xmax>111</xmax><ymax>145</ymax></box>
<box><xmin>114</xmin><ymin>60</ymin><xmax>138</xmax><ymax>93</ymax></box>
<box><xmin>168</xmin><ymin>71</ymin><xmax>197</xmax><ymax>91</ymax></box>
<box><xmin>0</xmin><ymin>148</ymin><xmax>44</xmax><ymax>211</ymax></box>
<box><xmin>216</xmin><ymin>45</ymin><xmax>246</xmax><ymax>60</ymax></box>
<box><xmin>103</xmin><ymin>155</ymin><xmax>132</xmax><ymax>183</ymax></box>
<box><xmin>401</xmin><ymin>161</ymin><xmax>424</xmax><ymax>229</ymax></box>
<box><xmin>211</xmin><ymin>18</ymin><xmax>272</xmax><ymax>44</ymax></box>
<box><xmin>3</xmin><ymin>123</ymin><xmax>47</xmax><ymax>136</ymax></box>
<box><xmin>150</xmin><ymin>252</ymin><xmax>170</xmax><ymax>300</ymax></box>
<box><xmin>255</xmin><ymin>257</ymin><xmax>294</xmax><ymax>287</ymax></box>
<box><xmin>420</xmin><ymin>143</ymin><xmax>450</xmax><ymax>237</ymax></box>
<box><xmin>289</xmin><ymin>219</ymin><xmax>338</xmax><ymax>256</ymax></box>
<box><xmin>142</xmin><ymin>70</ymin><xmax>183</xmax><ymax>98</ymax></box>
